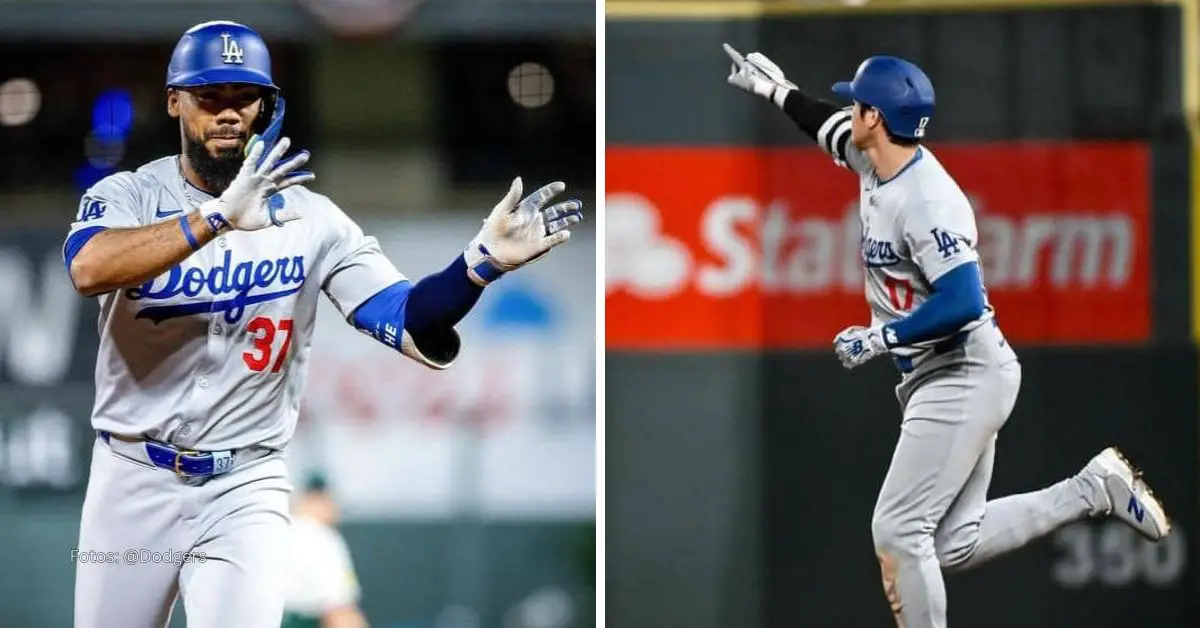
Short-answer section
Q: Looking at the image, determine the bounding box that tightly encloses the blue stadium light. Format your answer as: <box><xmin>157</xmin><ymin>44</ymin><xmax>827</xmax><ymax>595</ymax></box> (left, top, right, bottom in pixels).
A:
<box><xmin>77</xmin><ymin>88</ymin><xmax>134</xmax><ymax>190</ymax></box>
<box><xmin>92</xmin><ymin>88</ymin><xmax>134</xmax><ymax>138</ymax></box>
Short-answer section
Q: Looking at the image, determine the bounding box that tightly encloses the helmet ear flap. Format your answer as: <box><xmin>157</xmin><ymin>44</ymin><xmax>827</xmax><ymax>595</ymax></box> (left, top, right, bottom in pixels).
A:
<box><xmin>248</xmin><ymin>92</ymin><xmax>286</xmax><ymax>168</ymax></box>
<box><xmin>253</xmin><ymin>90</ymin><xmax>279</xmax><ymax>135</ymax></box>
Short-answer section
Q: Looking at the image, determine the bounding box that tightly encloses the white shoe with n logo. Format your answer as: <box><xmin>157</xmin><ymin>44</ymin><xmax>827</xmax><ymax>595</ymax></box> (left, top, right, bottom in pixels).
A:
<box><xmin>1084</xmin><ymin>447</ymin><xmax>1171</xmax><ymax>541</ymax></box>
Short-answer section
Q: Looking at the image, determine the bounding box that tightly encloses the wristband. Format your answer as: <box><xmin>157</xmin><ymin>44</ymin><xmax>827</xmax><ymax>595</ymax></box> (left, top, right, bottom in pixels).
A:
<box><xmin>197</xmin><ymin>198</ymin><xmax>234</xmax><ymax>237</ymax></box>
<box><xmin>179</xmin><ymin>215</ymin><xmax>201</xmax><ymax>251</ymax></box>
<box><xmin>463</xmin><ymin>241</ymin><xmax>507</xmax><ymax>286</ymax></box>
<box><xmin>204</xmin><ymin>213</ymin><xmax>232</xmax><ymax>236</ymax></box>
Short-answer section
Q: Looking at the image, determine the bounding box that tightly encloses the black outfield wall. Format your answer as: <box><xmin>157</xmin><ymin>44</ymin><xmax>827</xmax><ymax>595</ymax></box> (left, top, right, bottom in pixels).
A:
<box><xmin>608</xmin><ymin>350</ymin><xmax>1198</xmax><ymax>628</ymax></box>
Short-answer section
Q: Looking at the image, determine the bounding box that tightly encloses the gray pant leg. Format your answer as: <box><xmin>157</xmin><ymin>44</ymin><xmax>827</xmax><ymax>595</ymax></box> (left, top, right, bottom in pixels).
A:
<box><xmin>179</xmin><ymin>455</ymin><xmax>292</xmax><ymax>628</ymax></box>
<box><xmin>74</xmin><ymin>439</ymin><xmax>184</xmax><ymax>628</ymax></box>
<box><xmin>871</xmin><ymin>360</ymin><xmax>1020</xmax><ymax>628</ymax></box>
<box><xmin>933</xmin><ymin>436</ymin><xmax>997</xmax><ymax>569</ymax></box>
<box><xmin>872</xmin><ymin>411</ymin><xmax>996</xmax><ymax>628</ymax></box>
<box><xmin>876</xmin><ymin>359</ymin><xmax>1105</xmax><ymax>628</ymax></box>
<box><xmin>935</xmin><ymin>439</ymin><xmax>1099</xmax><ymax>573</ymax></box>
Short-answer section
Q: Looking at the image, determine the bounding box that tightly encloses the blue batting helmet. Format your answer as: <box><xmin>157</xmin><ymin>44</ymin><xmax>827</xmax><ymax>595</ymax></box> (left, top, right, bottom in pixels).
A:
<box><xmin>166</xmin><ymin>21</ymin><xmax>282</xmax><ymax>137</ymax></box>
<box><xmin>831</xmin><ymin>56</ymin><xmax>935</xmax><ymax>140</ymax></box>
<box><xmin>166</xmin><ymin>21</ymin><xmax>277</xmax><ymax>91</ymax></box>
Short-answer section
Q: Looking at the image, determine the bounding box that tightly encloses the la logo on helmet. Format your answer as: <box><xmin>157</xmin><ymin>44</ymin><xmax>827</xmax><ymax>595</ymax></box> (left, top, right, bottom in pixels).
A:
<box><xmin>220</xmin><ymin>33</ymin><xmax>244</xmax><ymax>65</ymax></box>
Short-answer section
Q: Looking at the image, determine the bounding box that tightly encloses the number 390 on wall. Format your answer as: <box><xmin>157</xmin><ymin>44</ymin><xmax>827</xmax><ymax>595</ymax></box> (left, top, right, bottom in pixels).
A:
<box><xmin>1052</xmin><ymin>521</ymin><xmax>1186</xmax><ymax>588</ymax></box>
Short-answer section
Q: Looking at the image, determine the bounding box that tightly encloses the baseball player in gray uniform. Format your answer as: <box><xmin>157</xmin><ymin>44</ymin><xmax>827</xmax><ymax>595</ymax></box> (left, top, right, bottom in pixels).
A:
<box><xmin>62</xmin><ymin>21</ymin><xmax>583</xmax><ymax>628</ymax></box>
<box><xmin>725</xmin><ymin>45</ymin><xmax>1170</xmax><ymax>627</ymax></box>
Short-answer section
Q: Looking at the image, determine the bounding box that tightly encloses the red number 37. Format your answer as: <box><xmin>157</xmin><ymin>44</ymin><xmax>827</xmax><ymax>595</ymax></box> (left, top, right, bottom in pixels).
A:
<box><xmin>243</xmin><ymin>316</ymin><xmax>294</xmax><ymax>373</ymax></box>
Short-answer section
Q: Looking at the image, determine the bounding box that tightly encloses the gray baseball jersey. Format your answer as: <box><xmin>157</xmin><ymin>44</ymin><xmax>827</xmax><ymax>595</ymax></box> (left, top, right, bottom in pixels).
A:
<box><xmin>69</xmin><ymin>154</ymin><xmax>421</xmax><ymax>628</ymax></box>
<box><xmin>65</xmin><ymin>155</ymin><xmax>407</xmax><ymax>452</ymax></box>
<box><xmin>816</xmin><ymin>108</ymin><xmax>1002</xmax><ymax>362</ymax></box>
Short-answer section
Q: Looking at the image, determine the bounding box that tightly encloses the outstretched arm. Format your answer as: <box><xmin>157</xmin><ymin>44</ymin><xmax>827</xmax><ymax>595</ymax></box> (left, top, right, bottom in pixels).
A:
<box><xmin>346</xmin><ymin>255</ymin><xmax>483</xmax><ymax>369</ymax></box>
<box><xmin>339</xmin><ymin>177</ymin><xmax>584</xmax><ymax>369</ymax></box>
<box><xmin>778</xmin><ymin>90</ymin><xmax>842</xmax><ymax>144</ymax></box>
<box><xmin>724</xmin><ymin>43</ymin><xmax>869</xmax><ymax>173</ymax></box>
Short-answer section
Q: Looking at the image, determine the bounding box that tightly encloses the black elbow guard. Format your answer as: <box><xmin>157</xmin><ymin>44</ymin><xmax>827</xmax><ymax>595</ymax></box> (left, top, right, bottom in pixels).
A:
<box><xmin>780</xmin><ymin>89</ymin><xmax>844</xmax><ymax>143</ymax></box>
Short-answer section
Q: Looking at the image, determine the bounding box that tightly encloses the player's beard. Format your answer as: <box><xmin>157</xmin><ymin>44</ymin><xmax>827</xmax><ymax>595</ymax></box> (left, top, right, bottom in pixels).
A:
<box><xmin>183</xmin><ymin>126</ymin><xmax>246</xmax><ymax>194</ymax></box>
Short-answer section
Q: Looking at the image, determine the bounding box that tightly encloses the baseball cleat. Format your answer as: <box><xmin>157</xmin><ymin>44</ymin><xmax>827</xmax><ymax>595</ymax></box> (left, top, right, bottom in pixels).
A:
<box><xmin>1083</xmin><ymin>447</ymin><xmax>1171</xmax><ymax>541</ymax></box>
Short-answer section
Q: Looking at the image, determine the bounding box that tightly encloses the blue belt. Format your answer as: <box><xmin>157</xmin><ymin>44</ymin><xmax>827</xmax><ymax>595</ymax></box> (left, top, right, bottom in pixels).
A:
<box><xmin>894</xmin><ymin>329</ymin><xmax>971</xmax><ymax>374</ymax></box>
<box><xmin>99</xmin><ymin>431</ymin><xmax>235</xmax><ymax>477</ymax></box>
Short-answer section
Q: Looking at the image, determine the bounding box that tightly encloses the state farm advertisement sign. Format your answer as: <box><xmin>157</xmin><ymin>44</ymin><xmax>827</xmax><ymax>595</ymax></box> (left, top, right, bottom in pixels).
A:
<box><xmin>606</xmin><ymin>142</ymin><xmax>1150</xmax><ymax>350</ymax></box>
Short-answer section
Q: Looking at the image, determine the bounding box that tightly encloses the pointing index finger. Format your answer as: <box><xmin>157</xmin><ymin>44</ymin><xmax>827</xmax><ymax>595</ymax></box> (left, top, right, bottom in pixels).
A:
<box><xmin>723</xmin><ymin>43</ymin><xmax>745</xmax><ymax>65</ymax></box>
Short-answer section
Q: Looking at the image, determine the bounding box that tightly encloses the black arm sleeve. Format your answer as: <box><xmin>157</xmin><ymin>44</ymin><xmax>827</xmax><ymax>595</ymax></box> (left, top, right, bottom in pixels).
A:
<box><xmin>780</xmin><ymin>88</ymin><xmax>843</xmax><ymax>143</ymax></box>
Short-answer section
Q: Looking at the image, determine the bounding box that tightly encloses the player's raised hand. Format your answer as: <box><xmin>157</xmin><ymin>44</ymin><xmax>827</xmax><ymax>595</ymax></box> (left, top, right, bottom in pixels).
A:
<box><xmin>198</xmin><ymin>135</ymin><xmax>314</xmax><ymax>234</ymax></box>
<box><xmin>724</xmin><ymin>43</ymin><xmax>797</xmax><ymax>102</ymax></box>
<box><xmin>463</xmin><ymin>176</ymin><xmax>584</xmax><ymax>286</ymax></box>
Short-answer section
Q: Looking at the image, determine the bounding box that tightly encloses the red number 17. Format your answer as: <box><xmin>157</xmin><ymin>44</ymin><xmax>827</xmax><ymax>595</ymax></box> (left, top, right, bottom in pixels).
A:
<box><xmin>885</xmin><ymin>277</ymin><xmax>914</xmax><ymax>311</ymax></box>
<box><xmin>243</xmin><ymin>317</ymin><xmax>294</xmax><ymax>373</ymax></box>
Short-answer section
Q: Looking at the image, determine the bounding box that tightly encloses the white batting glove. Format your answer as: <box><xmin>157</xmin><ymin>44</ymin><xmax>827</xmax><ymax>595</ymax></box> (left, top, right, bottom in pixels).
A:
<box><xmin>724</xmin><ymin>43</ymin><xmax>797</xmax><ymax>108</ymax></box>
<box><xmin>198</xmin><ymin>136</ymin><xmax>314</xmax><ymax>234</ymax></box>
<box><xmin>464</xmin><ymin>177</ymin><xmax>584</xmax><ymax>286</ymax></box>
<box><xmin>833</xmin><ymin>325</ymin><xmax>895</xmax><ymax>370</ymax></box>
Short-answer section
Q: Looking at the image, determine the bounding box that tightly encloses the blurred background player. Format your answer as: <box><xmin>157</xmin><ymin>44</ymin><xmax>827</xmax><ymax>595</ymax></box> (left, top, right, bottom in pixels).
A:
<box><xmin>283</xmin><ymin>473</ymin><xmax>369</xmax><ymax>628</ymax></box>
